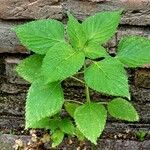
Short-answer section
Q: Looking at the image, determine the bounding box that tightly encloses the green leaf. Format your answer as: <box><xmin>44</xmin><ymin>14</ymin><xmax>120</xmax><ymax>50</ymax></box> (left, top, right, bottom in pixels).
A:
<box><xmin>49</xmin><ymin>118</ymin><xmax>61</xmax><ymax>133</ymax></box>
<box><xmin>84</xmin><ymin>42</ymin><xmax>109</xmax><ymax>59</ymax></box>
<box><xmin>82</xmin><ymin>11</ymin><xmax>121</xmax><ymax>44</ymax></box>
<box><xmin>13</xmin><ymin>19</ymin><xmax>65</xmax><ymax>54</ymax></box>
<box><xmin>117</xmin><ymin>36</ymin><xmax>150</xmax><ymax>67</ymax></box>
<box><xmin>42</xmin><ymin>42</ymin><xmax>85</xmax><ymax>83</ymax></box>
<box><xmin>74</xmin><ymin>103</ymin><xmax>107</xmax><ymax>144</ymax></box>
<box><xmin>64</xmin><ymin>102</ymin><xmax>80</xmax><ymax>118</ymax></box>
<box><xmin>16</xmin><ymin>54</ymin><xmax>44</xmax><ymax>83</ymax></box>
<box><xmin>27</xmin><ymin>118</ymin><xmax>50</xmax><ymax>129</ymax></box>
<box><xmin>107</xmin><ymin>98</ymin><xmax>139</xmax><ymax>121</ymax></box>
<box><xmin>51</xmin><ymin>130</ymin><xmax>64</xmax><ymax>148</ymax></box>
<box><xmin>26</xmin><ymin>79</ymin><xmax>64</xmax><ymax>128</ymax></box>
<box><xmin>59</xmin><ymin>118</ymin><xmax>75</xmax><ymax>135</ymax></box>
<box><xmin>67</xmin><ymin>13</ymin><xmax>87</xmax><ymax>49</ymax></box>
<box><xmin>74</xmin><ymin>128</ymin><xmax>85</xmax><ymax>141</ymax></box>
<box><xmin>85</xmin><ymin>58</ymin><xmax>130</xmax><ymax>99</ymax></box>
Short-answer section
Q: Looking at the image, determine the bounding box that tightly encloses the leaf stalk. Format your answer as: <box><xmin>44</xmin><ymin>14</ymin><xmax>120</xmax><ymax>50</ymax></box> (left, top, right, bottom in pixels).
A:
<box><xmin>65</xmin><ymin>99</ymin><xmax>83</xmax><ymax>105</ymax></box>
<box><xmin>84</xmin><ymin>62</ymin><xmax>91</xmax><ymax>103</ymax></box>
<box><xmin>70</xmin><ymin>76</ymin><xmax>85</xmax><ymax>84</ymax></box>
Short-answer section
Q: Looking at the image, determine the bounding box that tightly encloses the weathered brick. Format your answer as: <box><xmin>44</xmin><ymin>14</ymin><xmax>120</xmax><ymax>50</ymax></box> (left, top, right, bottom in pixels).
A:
<box><xmin>131</xmin><ymin>85</ymin><xmax>150</xmax><ymax>102</ymax></box>
<box><xmin>0</xmin><ymin>57</ymin><xmax>5</xmax><ymax>75</ymax></box>
<box><xmin>117</xmin><ymin>27</ymin><xmax>150</xmax><ymax>43</ymax></box>
<box><xmin>0</xmin><ymin>117</ymin><xmax>24</xmax><ymax>130</ymax></box>
<box><xmin>67</xmin><ymin>137</ymin><xmax>150</xmax><ymax>149</ymax></box>
<box><xmin>5</xmin><ymin>57</ymin><xmax>29</xmax><ymax>84</ymax></box>
<box><xmin>0</xmin><ymin>21</ymin><xmax>28</xmax><ymax>54</ymax></box>
<box><xmin>135</xmin><ymin>69</ymin><xmax>150</xmax><ymax>89</ymax></box>
<box><xmin>106</xmin><ymin>35</ymin><xmax>117</xmax><ymax>48</ymax></box>
<box><xmin>136</xmin><ymin>103</ymin><xmax>150</xmax><ymax>123</ymax></box>
<box><xmin>105</xmin><ymin>35</ymin><xmax>117</xmax><ymax>55</ymax></box>
<box><xmin>63</xmin><ymin>0</ymin><xmax>150</xmax><ymax>26</ymax></box>
<box><xmin>89</xmin><ymin>0</ymin><xmax>150</xmax><ymax>10</ymax></box>
<box><xmin>0</xmin><ymin>133</ymin><xmax>150</xmax><ymax>150</ymax></box>
<box><xmin>0</xmin><ymin>0</ymin><xmax>63</xmax><ymax>20</ymax></box>
<box><xmin>121</xmin><ymin>0</ymin><xmax>150</xmax><ymax>11</ymax></box>
<box><xmin>0</xmin><ymin>83</ymin><xmax>28</xmax><ymax>94</ymax></box>
<box><xmin>121</xmin><ymin>10</ymin><xmax>150</xmax><ymax>26</ymax></box>
<box><xmin>0</xmin><ymin>94</ymin><xmax>26</xmax><ymax>117</ymax></box>
<box><xmin>105</xmin><ymin>122</ymin><xmax>150</xmax><ymax>135</ymax></box>
<box><xmin>89</xmin><ymin>0</ymin><xmax>111</xmax><ymax>2</ymax></box>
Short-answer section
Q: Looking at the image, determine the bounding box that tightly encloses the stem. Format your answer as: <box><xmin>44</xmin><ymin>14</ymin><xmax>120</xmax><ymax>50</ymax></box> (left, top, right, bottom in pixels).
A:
<box><xmin>85</xmin><ymin>84</ymin><xmax>90</xmax><ymax>103</ymax></box>
<box><xmin>70</xmin><ymin>76</ymin><xmax>85</xmax><ymax>84</ymax></box>
<box><xmin>65</xmin><ymin>99</ymin><xmax>83</xmax><ymax>105</ymax></box>
<box><xmin>76</xmin><ymin>71</ymin><xmax>84</xmax><ymax>75</ymax></box>
<box><xmin>84</xmin><ymin>63</ymin><xmax>90</xmax><ymax>103</ymax></box>
<box><xmin>98</xmin><ymin>102</ymin><xmax>108</xmax><ymax>105</ymax></box>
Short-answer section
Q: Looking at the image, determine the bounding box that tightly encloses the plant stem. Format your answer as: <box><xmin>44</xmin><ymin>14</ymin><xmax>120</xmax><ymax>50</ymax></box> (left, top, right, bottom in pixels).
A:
<box><xmin>99</xmin><ymin>102</ymin><xmax>108</xmax><ymax>105</ymax></box>
<box><xmin>65</xmin><ymin>99</ymin><xmax>83</xmax><ymax>105</ymax></box>
<box><xmin>84</xmin><ymin>63</ymin><xmax>91</xmax><ymax>103</ymax></box>
<box><xmin>76</xmin><ymin>71</ymin><xmax>84</xmax><ymax>75</ymax></box>
<box><xmin>70</xmin><ymin>76</ymin><xmax>85</xmax><ymax>84</ymax></box>
<box><xmin>85</xmin><ymin>84</ymin><xmax>90</xmax><ymax>103</ymax></box>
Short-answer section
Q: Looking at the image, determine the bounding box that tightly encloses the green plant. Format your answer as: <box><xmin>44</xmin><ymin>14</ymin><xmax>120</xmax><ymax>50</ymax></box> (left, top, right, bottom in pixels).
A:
<box><xmin>135</xmin><ymin>130</ymin><xmax>147</xmax><ymax>141</ymax></box>
<box><xmin>13</xmin><ymin>11</ymin><xmax>150</xmax><ymax>147</ymax></box>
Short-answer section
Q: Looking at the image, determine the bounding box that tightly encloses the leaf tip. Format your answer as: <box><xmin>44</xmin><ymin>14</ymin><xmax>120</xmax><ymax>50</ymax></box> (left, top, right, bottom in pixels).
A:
<box><xmin>118</xmin><ymin>9</ymin><xmax>124</xmax><ymax>15</ymax></box>
<box><xmin>128</xmin><ymin>95</ymin><xmax>131</xmax><ymax>101</ymax></box>
<box><xmin>67</xmin><ymin>11</ymin><xmax>73</xmax><ymax>18</ymax></box>
<box><xmin>25</xmin><ymin>123</ymin><xmax>29</xmax><ymax>130</ymax></box>
<box><xmin>15</xmin><ymin>64</ymin><xmax>20</xmax><ymax>73</ymax></box>
<box><xmin>92</xmin><ymin>139</ymin><xmax>97</xmax><ymax>145</ymax></box>
<box><xmin>11</xmin><ymin>26</ymin><xmax>17</xmax><ymax>32</ymax></box>
<box><xmin>135</xmin><ymin>113</ymin><xmax>140</xmax><ymax>122</ymax></box>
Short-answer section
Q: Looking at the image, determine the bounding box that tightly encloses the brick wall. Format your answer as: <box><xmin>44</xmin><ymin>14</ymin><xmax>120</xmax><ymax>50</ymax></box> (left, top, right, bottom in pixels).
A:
<box><xmin>0</xmin><ymin>0</ymin><xmax>150</xmax><ymax>147</ymax></box>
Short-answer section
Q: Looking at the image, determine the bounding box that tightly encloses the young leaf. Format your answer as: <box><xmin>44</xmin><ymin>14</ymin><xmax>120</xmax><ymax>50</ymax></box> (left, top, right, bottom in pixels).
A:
<box><xmin>13</xmin><ymin>19</ymin><xmax>65</xmax><ymax>54</ymax></box>
<box><xmin>49</xmin><ymin>118</ymin><xmax>61</xmax><ymax>133</ymax></box>
<box><xmin>51</xmin><ymin>130</ymin><xmax>64</xmax><ymax>148</ymax></box>
<box><xmin>74</xmin><ymin>103</ymin><xmax>107</xmax><ymax>144</ymax></box>
<box><xmin>59</xmin><ymin>118</ymin><xmax>75</xmax><ymax>135</ymax></box>
<box><xmin>42</xmin><ymin>42</ymin><xmax>85</xmax><ymax>83</ymax></box>
<box><xmin>84</xmin><ymin>58</ymin><xmax>130</xmax><ymax>99</ymax></box>
<box><xmin>64</xmin><ymin>102</ymin><xmax>80</xmax><ymax>118</ymax></box>
<box><xmin>74</xmin><ymin>128</ymin><xmax>85</xmax><ymax>141</ymax></box>
<box><xmin>16</xmin><ymin>54</ymin><xmax>44</xmax><ymax>83</ymax></box>
<box><xmin>25</xmin><ymin>79</ymin><xmax>64</xmax><ymax>128</ymax></box>
<box><xmin>27</xmin><ymin>118</ymin><xmax>50</xmax><ymax>129</ymax></box>
<box><xmin>67</xmin><ymin>13</ymin><xmax>87</xmax><ymax>49</ymax></box>
<box><xmin>82</xmin><ymin>11</ymin><xmax>121</xmax><ymax>44</ymax></box>
<box><xmin>107</xmin><ymin>98</ymin><xmax>139</xmax><ymax>121</ymax></box>
<box><xmin>117</xmin><ymin>36</ymin><xmax>150</xmax><ymax>67</ymax></box>
<box><xmin>84</xmin><ymin>42</ymin><xmax>109</xmax><ymax>59</ymax></box>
